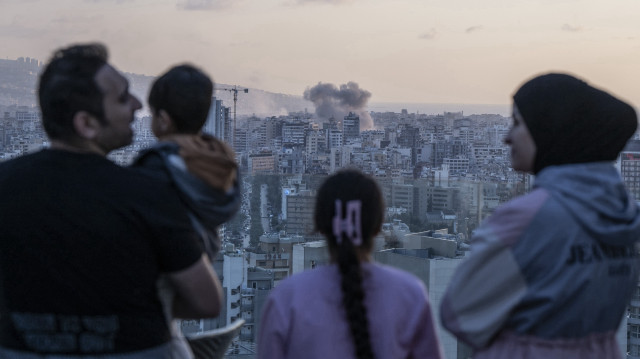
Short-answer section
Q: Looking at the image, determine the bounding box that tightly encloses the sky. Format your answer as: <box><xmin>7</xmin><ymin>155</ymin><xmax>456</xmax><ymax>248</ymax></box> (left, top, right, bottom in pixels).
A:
<box><xmin>1</xmin><ymin>0</ymin><xmax>639</xmax><ymax>107</ymax></box>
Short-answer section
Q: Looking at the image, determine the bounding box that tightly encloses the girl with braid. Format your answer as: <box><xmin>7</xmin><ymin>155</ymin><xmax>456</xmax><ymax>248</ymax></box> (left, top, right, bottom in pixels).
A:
<box><xmin>258</xmin><ymin>169</ymin><xmax>443</xmax><ymax>359</ymax></box>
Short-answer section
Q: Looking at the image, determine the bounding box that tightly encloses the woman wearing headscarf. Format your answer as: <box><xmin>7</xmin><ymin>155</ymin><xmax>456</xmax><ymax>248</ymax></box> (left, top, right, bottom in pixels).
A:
<box><xmin>441</xmin><ymin>73</ymin><xmax>640</xmax><ymax>359</ymax></box>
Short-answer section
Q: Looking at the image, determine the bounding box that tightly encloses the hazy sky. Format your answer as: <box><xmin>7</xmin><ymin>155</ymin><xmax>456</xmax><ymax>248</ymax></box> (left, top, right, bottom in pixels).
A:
<box><xmin>1</xmin><ymin>0</ymin><xmax>639</xmax><ymax>107</ymax></box>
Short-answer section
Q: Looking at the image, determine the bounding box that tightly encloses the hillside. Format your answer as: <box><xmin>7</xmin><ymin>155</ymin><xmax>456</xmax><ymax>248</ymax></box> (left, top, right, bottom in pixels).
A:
<box><xmin>0</xmin><ymin>58</ymin><xmax>313</xmax><ymax>116</ymax></box>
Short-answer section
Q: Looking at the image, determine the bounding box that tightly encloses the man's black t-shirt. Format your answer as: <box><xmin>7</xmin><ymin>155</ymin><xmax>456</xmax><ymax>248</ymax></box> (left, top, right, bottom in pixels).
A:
<box><xmin>0</xmin><ymin>149</ymin><xmax>202</xmax><ymax>354</ymax></box>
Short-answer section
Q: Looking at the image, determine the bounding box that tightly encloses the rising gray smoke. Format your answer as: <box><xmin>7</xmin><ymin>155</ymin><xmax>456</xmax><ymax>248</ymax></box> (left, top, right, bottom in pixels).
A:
<box><xmin>303</xmin><ymin>81</ymin><xmax>373</xmax><ymax>130</ymax></box>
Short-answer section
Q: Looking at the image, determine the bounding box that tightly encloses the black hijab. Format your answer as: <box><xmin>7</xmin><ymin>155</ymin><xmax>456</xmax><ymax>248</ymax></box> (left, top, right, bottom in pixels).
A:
<box><xmin>513</xmin><ymin>73</ymin><xmax>637</xmax><ymax>174</ymax></box>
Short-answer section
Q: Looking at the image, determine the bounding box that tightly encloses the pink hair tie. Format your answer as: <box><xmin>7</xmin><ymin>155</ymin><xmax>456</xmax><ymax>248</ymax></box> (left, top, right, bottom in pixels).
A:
<box><xmin>332</xmin><ymin>199</ymin><xmax>363</xmax><ymax>246</ymax></box>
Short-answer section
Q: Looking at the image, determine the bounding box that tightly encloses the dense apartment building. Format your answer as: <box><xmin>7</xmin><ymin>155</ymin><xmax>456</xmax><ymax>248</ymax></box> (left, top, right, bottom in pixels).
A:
<box><xmin>281</xmin><ymin>119</ymin><xmax>307</xmax><ymax>146</ymax></box>
<box><xmin>342</xmin><ymin>112</ymin><xmax>360</xmax><ymax>143</ymax></box>
<box><xmin>618</xmin><ymin>140</ymin><xmax>640</xmax><ymax>201</ymax></box>
<box><xmin>374</xmin><ymin>235</ymin><xmax>469</xmax><ymax>359</ymax></box>
<box><xmin>248</xmin><ymin>152</ymin><xmax>277</xmax><ymax>174</ymax></box>
<box><xmin>285</xmin><ymin>189</ymin><xmax>316</xmax><ymax>236</ymax></box>
<box><xmin>239</xmin><ymin>268</ymin><xmax>275</xmax><ymax>343</ymax></box>
<box><xmin>292</xmin><ymin>240</ymin><xmax>330</xmax><ymax>274</ymax></box>
<box><xmin>204</xmin><ymin>98</ymin><xmax>231</xmax><ymax>143</ymax></box>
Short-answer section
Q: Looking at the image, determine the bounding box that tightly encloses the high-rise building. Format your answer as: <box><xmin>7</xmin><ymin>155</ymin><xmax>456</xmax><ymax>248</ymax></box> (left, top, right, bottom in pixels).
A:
<box><xmin>390</xmin><ymin>183</ymin><xmax>414</xmax><ymax>215</ymax></box>
<box><xmin>204</xmin><ymin>98</ymin><xmax>231</xmax><ymax>143</ymax></box>
<box><xmin>374</xmin><ymin>243</ymin><xmax>469</xmax><ymax>359</ymax></box>
<box><xmin>342</xmin><ymin>112</ymin><xmax>360</xmax><ymax>143</ymax></box>
<box><xmin>240</xmin><ymin>267</ymin><xmax>275</xmax><ymax>343</ymax></box>
<box><xmin>329</xmin><ymin>147</ymin><xmax>351</xmax><ymax>173</ymax></box>
<box><xmin>260</xmin><ymin>117</ymin><xmax>282</xmax><ymax>149</ymax></box>
<box><xmin>397</xmin><ymin>124</ymin><xmax>421</xmax><ymax>164</ymax></box>
<box><xmin>281</xmin><ymin>120</ymin><xmax>307</xmax><ymax>146</ymax></box>
<box><xmin>246</xmin><ymin>232</ymin><xmax>304</xmax><ymax>283</ymax></box>
<box><xmin>443</xmin><ymin>157</ymin><xmax>470</xmax><ymax>173</ymax></box>
<box><xmin>617</xmin><ymin>140</ymin><xmax>640</xmax><ymax>358</ymax></box>
<box><xmin>248</xmin><ymin>152</ymin><xmax>277</xmax><ymax>174</ymax></box>
<box><xmin>327</xmin><ymin>129</ymin><xmax>343</xmax><ymax>150</ymax></box>
<box><xmin>626</xmin><ymin>286</ymin><xmax>640</xmax><ymax>358</ymax></box>
<box><xmin>453</xmin><ymin>118</ymin><xmax>474</xmax><ymax>143</ymax></box>
<box><xmin>292</xmin><ymin>240</ymin><xmax>330</xmax><ymax>274</ymax></box>
<box><xmin>278</xmin><ymin>147</ymin><xmax>305</xmax><ymax>174</ymax></box>
<box><xmin>413</xmin><ymin>179</ymin><xmax>431</xmax><ymax>223</ymax></box>
<box><xmin>234</xmin><ymin>128</ymin><xmax>248</xmax><ymax>154</ymax></box>
<box><xmin>617</xmin><ymin>140</ymin><xmax>640</xmax><ymax>201</ymax></box>
<box><xmin>223</xmin><ymin>249</ymin><xmax>246</xmax><ymax>327</ymax></box>
<box><xmin>428</xmin><ymin>186</ymin><xmax>458</xmax><ymax>212</ymax></box>
<box><xmin>305</xmin><ymin>128</ymin><xmax>328</xmax><ymax>163</ymax></box>
<box><xmin>285</xmin><ymin>189</ymin><xmax>316</xmax><ymax>236</ymax></box>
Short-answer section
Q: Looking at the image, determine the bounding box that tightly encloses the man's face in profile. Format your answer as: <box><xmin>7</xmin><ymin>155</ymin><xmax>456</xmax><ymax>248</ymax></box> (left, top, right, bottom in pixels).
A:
<box><xmin>92</xmin><ymin>64</ymin><xmax>142</xmax><ymax>154</ymax></box>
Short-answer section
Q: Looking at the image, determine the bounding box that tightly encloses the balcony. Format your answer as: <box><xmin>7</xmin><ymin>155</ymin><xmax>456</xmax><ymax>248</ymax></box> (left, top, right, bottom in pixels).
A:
<box><xmin>253</xmin><ymin>253</ymin><xmax>290</xmax><ymax>261</ymax></box>
<box><xmin>242</xmin><ymin>314</ymin><xmax>254</xmax><ymax>324</ymax></box>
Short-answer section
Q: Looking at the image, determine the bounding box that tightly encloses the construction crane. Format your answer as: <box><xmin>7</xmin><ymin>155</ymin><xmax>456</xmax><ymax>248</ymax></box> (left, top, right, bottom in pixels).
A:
<box><xmin>217</xmin><ymin>85</ymin><xmax>249</xmax><ymax>149</ymax></box>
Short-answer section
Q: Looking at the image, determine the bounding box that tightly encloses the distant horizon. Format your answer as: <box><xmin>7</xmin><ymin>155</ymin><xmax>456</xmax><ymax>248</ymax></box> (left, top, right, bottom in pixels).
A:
<box><xmin>367</xmin><ymin>102</ymin><xmax>510</xmax><ymax>117</ymax></box>
<box><xmin>2</xmin><ymin>0</ymin><xmax>639</xmax><ymax>106</ymax></box>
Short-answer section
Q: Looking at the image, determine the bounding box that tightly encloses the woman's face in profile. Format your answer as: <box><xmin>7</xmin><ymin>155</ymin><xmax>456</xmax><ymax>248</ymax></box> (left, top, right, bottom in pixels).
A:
<box><xmin>504</xmin><ymin>104</ymin><xmax>536</xmax><ymax>173</ymax></box>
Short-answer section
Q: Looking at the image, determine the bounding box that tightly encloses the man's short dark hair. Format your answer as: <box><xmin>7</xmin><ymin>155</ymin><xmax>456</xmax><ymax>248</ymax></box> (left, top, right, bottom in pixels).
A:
<box><xmin>148</xmin><ymin>64</ymin><xmax>214</xmax><ymax>134</ymax></box>
<box><xmin>38</xmin><ymin>43</ymin><xmax>108</xmax><ymax>141</ymax></box>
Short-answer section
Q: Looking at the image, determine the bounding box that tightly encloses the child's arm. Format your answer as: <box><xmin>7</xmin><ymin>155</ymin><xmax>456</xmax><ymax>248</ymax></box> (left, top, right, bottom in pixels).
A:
<box><xmin>162</xmin><ymin>135</ymin><xmax>242</xmax><ymax>228</ymax></box>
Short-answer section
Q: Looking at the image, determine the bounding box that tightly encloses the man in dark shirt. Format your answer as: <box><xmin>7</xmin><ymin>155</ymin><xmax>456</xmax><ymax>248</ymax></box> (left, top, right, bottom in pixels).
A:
<box><xmin>0</xmin><ymin>43</ymin><xmax>222</xmax><ymax>358</ymax></box>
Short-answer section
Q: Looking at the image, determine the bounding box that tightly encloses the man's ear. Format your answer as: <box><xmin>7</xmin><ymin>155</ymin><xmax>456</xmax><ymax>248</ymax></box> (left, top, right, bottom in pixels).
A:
<box><xmin>72</xmin><ymin>111</ymin><xmax>101</xmax><ymax>140</ymax></box>
<box><xmin>157</xmin><ymin>109</ymin><xmax>176</xmax><ymax>135</ymax></box>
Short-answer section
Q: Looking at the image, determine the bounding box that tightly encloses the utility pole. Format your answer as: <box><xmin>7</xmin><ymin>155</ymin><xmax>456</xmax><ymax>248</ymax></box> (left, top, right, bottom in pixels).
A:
<box><xmin>217</xmin><ymin>86</ymin><xmax>248</xmax><ymax>149</ymax></box>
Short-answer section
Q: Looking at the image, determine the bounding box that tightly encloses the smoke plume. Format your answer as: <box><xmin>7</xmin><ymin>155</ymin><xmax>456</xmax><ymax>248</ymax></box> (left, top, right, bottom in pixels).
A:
<box><xmin>303</xmin><ymin>81</ymin><xmax>373</xmax><ymax>130</ymax></box>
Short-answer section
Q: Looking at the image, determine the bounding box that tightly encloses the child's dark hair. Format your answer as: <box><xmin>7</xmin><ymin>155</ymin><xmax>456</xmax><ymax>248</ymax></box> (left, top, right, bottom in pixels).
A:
<box><xmin>314</xmin><ymin>169</ymin><xmax>384</xmax><ymax>359</ymax></box>
<box><xmin>148</xmin><ymin>64</ymin><xmax>213</xmax><ymax>134</ymax></box>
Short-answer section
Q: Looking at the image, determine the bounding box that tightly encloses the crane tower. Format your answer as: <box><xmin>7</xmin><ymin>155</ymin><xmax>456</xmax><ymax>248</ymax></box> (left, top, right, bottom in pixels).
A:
<box><xmin>217</xmin><ymin>85</ymin><xmax>249</xmax><ymax>149</ymax></box>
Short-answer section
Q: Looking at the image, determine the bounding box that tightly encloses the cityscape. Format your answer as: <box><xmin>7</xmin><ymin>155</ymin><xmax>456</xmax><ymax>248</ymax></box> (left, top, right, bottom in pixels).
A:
<box><xmin>3</xmin><ymin>0</ymin><xmax>640</xmax><ymax>357</ymax></box>
<box><xmin>3</xmin><ymin>54</ymin><xmax>640</xmax><ymax>359</ymax></box>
